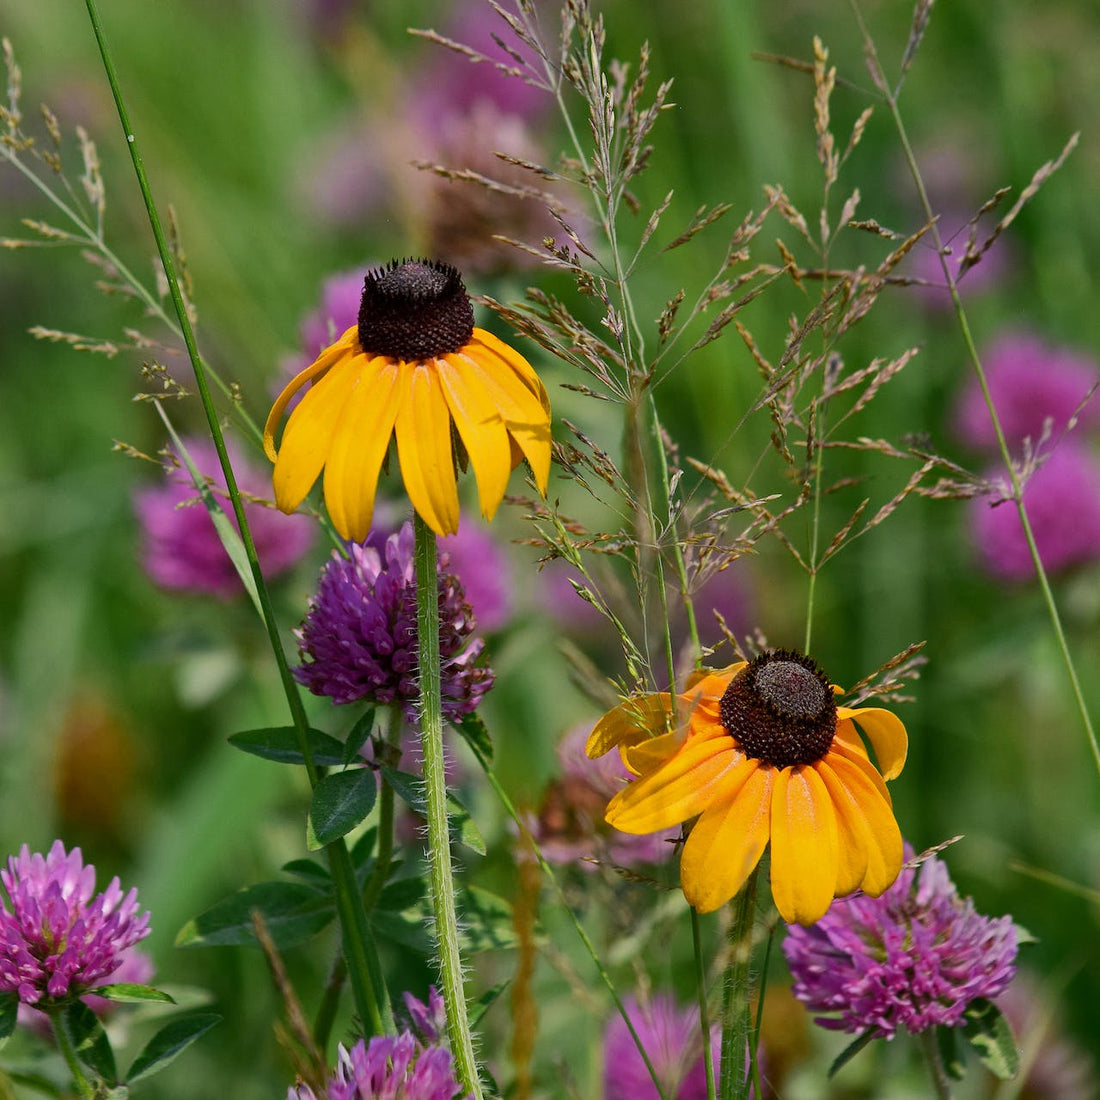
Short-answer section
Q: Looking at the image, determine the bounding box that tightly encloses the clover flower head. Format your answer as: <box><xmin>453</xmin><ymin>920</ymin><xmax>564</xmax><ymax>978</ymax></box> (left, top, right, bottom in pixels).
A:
<box><xmin>588</xmin><ymin>651</ymin><xmax>907</xmax><ymax>924</ymax></box>
<box><xmin>287</xmin><ymin>1033</ymin><xmax>471</xmax><ymax>1100</ymax></box>
<box><xmin>782</xmin><ymin>846</ymin><xmax>1018</xmax><ymax>1040</ymax></box>
<box><xmin>970</xmin><ymin>441</ymin><xmax>1100</xmax><ymax>581</ymax></box>
<box><xmin>135</xmin><ymin>436</ymin><xmax>314</xmax><ymax>598</ymax></box>
<box><xmin>954</xmin><ymin>330</ymin><xmax>1100</xmax><ymax>451</ymax></box>
<box><xmin>0</xmin><ymin>841</ymin><xmax>151</xmax><ymax>1005</ymax></box>
<box><xmin>603</xmin><ymin>994</ymin><xmax>722</xmax><ymax>1100</ymax></box>
<box><xmin>403</xmin><ymin>986</ymin><xmax>447</xmax><ymax>1046</ymax></box>
<box><xmin>294</xmin><ymin>522</ymin><xmax>494</xmax><ymax>722</ymax></box>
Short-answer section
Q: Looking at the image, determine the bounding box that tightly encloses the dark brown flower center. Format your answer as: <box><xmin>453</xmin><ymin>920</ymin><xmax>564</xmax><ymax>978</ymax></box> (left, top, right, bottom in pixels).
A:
<box><xmin>718</xmin><ymin>649</ymin><xmax>837</xmax><ymax>768</ymax></box>
<box><xmin>357</xmin><ymin>258</ymin><xmax>474</xmax><ymax>361</ymax></box>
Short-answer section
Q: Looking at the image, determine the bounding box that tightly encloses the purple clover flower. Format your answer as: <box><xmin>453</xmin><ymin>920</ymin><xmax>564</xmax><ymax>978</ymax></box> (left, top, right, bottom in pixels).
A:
<box><xmin>969</xmin><ymin>441</ymin><xmax>1100</xmax><ymax>581</ymax></box>
<box><xmin>287</xmin><ymin>1033</ymin><xmax>471</xmax><ymax>1100</ymax></box>
<box><xmin>954</xmin><ymin>330</ymin><xmax>1100</xmax><ymax>452</ymax></box>
<box><xmin>403</xmin><ymin>986</ymin><xmax>447</xmax><ymax>1047</ymax></box>
<box><xmin>782</xmin><ymin>847</ymin><xmax>1018</xmax><ymax>1040</ymax></box>
<box><xmin>603</xmin><ymin>994</ymin><xmax>722</xmax><ymax>1100</ymax></box>
<box><xmin>299</xmin><ymin>269</ymin><xmax>368</xmax><ymax>359</ymax></box>
<box><xmin>135</xmin><ymin>436</ymin><xmax>315</xmax><ymax>599</ymax></box>
<box><xmin>0</xmin><ymin>841</ymin><xmax>151</xmax><ymax>1006</ymax></box>
<box><xmin>534</xmin><ymin>723</ymin><xmax>678</xmax><ymax>869</ymax></box>
<box><xmin>294</xmin><ymin>523</ymin><xmax>494</xmax><ymax>723</ymax></box>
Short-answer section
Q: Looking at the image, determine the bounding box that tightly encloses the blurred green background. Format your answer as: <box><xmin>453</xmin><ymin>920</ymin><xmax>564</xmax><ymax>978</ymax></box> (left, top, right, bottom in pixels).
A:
<box><xmin>1</xmin><ymin>0</ymin><xmax>1099</xmax><ymax>1095</ymax></box>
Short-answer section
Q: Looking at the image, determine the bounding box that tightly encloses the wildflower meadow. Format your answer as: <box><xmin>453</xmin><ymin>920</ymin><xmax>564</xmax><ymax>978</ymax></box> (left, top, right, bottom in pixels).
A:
<box><xmin>1</xmin><ymin>0</ymin><xmax>1099</xmax><ymax>1097</ymax></box>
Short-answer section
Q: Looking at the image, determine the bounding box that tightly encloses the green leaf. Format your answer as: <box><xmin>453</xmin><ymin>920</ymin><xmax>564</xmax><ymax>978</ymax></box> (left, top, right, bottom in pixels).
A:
<box><xmin>458</xmin><ymin>887</ymin><xmax>516</xmax><ymax>953</ymax></box>
<box><xmin>937</xmin><ymin>1023</ymin><xmax>966</xmax><ymax>1080</ymax></box>
<box><xmin>307</xmin><ymin>768</ymin><xmax>378</xmax><ymax>850</ymax></box>
<box><xmin>469</xmin><ymin>980</ymin><xmax>509</xmax><ymax>1030</ymax></box>
<box><xmin>380</xmin><ymin>767</ymin><xmax>485</xmax><ymax>855</ymax></box>
<box><xmin>343</xmin><ymin>708</ymin><xmax>377</xmax><ymax>766</ymax></box>
<box><xmin>827</xmin><ymin>1029</ymin><xmax>876</xmax><ymax>1077</ymax></box>
<box><xmin>454</xmin><ymin>710</ymin><xmax>493</xmax><ymax>767</ymax></box>
<box><xmin>92</xmin><ymin>984</ymin><xmax>176</xmax><ymax>1005</ymax></box>
<box><xmin>228</xmin><ymin>726</ymin><xmax>345</xmax><ymax>767</ymax></box>
<box><xmin>127</xmin><ymin>1013</ymin><xmax>221</xmax><ymax>1084</ymax></box>
<box><xmin>961</xmin><ymin>997</ymin><xmax>1019</xmax><ymax>1080</ymax></box>
<box><xmin>370</xmin><ymin>908</ymin><xmax>433</xmax><ymax>953</ymax></box>
<box><xmin>375</xmin><ymin>875</ymin><xmax>426</xmax><ymax>912</ymax></box>
<box><xmin>350</xmin><ymin>827</ymin><xmax>379</xmax><ymax>879</ymax></box>
<box><xmin>62</xmin><ymin>1001</ymin><xmax>116</xmax><ymax>1084</ymax></box>
<box><xmin>281</xmin><ymin>858</ymin><xmax>332</xmax><ymax>891</ymax></box>
<box><xmin>176</xmin><ymin>882</ymin><xmax>335</xmax><ymax>949</ymax></box>
<box><xmin>0</xmin><ymin>991</ymin><xmax>17</xmax><ymax>1050</ymax></box>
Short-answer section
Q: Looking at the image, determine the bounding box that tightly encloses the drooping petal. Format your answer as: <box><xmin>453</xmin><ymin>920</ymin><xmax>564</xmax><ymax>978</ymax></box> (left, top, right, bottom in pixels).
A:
<box><xmin>814</xmin><ymin>759</ymin><xmax>871</xmax><ymax>897</ymax></box>
<box><xmin>769</xmin><ymin>766</ymin><xmax>839</xmax><ymax>925</ymax></box>
<box><xmin>824</xmin><ymin>751</ymin><xmax>903</xmax><ymax>897</ymax></box>
<box><xmin>605</xmin><ymin>737</ymin><xmax>741</xmax><ymax>835</ymax></box>
<box><xmin>437</xmin><ymin>353</ymin><xmax>513</xmax><ymax>520</ymax></box>
<box><xmin>394</xmin><ymin>363</ymin><xmax>460</xmax><ymax>536</ymax></box>
<box><xmin>680</xmin><ymin>760</ymin><xmax>772</xmax><ymax>913</ymax></box>
<box><xmin>828</xmin><ymin>739</ymin><xmax>893</xmax><ymax>806</ymax></box>
<box><xmin>272</xmin><ymin>354</ymin><xmax>362</xmax><ymax>514</ymax></box>
<box><xmin>264</xmin><ymin>326</ymin><xmax>359</xmax><ymax>462</ymax></box>
<box><xmin>621</xmin><ymin>730</ymin><xmax>681</xmax><ymax>776</ymax></box>
<box><xmin>460</xmin><ymin>341</ymin><xmax>552</xmax><ymax>494</ymax></box>
<box><xmin>322</xmin><ymin>357</ymin><xmax>403</xmax><ymax>542</ymax></box>
<box><xmin>471</xmin><ymin>327</ymin><xmax>549</xmax><ymax>407</ymax></box>
<box><xmin>586</xmin><ymin>694</ymin><xmax>673</xmax><ymax>758</ymax></box>
<box><xmin>837</xmin><ymin>706</ymin><xmax>908</xmax><ymax>780</ymax></box>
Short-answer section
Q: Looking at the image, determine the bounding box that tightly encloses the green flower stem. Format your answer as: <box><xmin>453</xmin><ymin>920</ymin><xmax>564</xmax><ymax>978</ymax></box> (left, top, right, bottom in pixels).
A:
<box><xmin>718</xmin><ymin>869</ymin><xmax>759</xmax><ymax>1100</ymax></box>
<box><xmin>413</xmin><ymin>515</ymin><xmax>483</xmax><ymax>1100</ymax></box>
<box><xmin>692</xmin><ymin>908</ymin><xmax>717</xmax><ymax>1100</ymax></box>
<box><xmin>849</xmin><ymin>0</ymin><xmax>1100</xmax><ymax>778</ymax></box>
<box><xmin>361</xmin><ymin>704</ymin><xmax>404</xmax><ymax>914</ymax></box>
<box><xmin>918</xmin><ymin>1029</ymin><xmax>955</xmax><ymax>1100</ymax></box>
<box><xmin>46</xmin><ymin>1009</ymin><xmax>96</xmax><ymax>1100</ymax></box>
<box><xmin>479</xmin><ymin>766</ymin><xmax>670</xmax><ymax>1100</ymax></box>
<box><xmin>83</xmin><ymin>0</ymin><xmax>391</xmax><ymax>1037</ymax></box>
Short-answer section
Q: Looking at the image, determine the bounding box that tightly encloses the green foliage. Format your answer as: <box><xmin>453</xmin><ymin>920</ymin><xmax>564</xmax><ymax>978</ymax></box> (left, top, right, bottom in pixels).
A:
<box><xmin>127</xmin><ymin>1014</ymin><xmax>222</xmax><ymax>1084</ymax></box>
<box><xmin>306</xmin><ymin>767</ymin><xmax>378</xmax><ymax>849</ymax></box>
<box><xmin>176</xmin><ymin>882</ymin><xmax>334</xmax><ymax>950</ymax></box>
<box><xmin>227</xmin><ymin>727</ymin><xmax>346</xmax><ymax>767</ymax></box>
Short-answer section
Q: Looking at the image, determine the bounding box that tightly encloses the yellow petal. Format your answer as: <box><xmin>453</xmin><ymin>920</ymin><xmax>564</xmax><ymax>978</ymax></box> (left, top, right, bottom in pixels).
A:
<box><xmin>272</xmin><ymin>354</ymin><xmax>361</xmax><ymax>514</ymax></box>
<box><xmin>837</xmin><ymin>706</ymin><xmax>907</xmax><ymax>780</ymax></box>
<box><xmin>586</xmin><ymin>694</ymin><xmax>673</xmax><ymax>758</ymax></box>
<box><xmin>769</xmin><ymin>766</ymin><xmax>839</xmax><ymax>925</ymax></box>
<box><xmin>264</xmin><ymin>326</ymin><xmax>359</xmax><ymax>462</ymax></box>
<box><xmin>460</xmin><ymin>340</ymin><xmax>552</xmax><ymax>495</ymax></box>
<box><xmin>813</xmin><ymin>759</ymin><xmax>870</xmax><ymax>898</ymax></box>
<box><xmin>437</xmin><ymin>353</ymin><xmax>513</xmax><ymax>521</ymax></box>
<box><xmin>322</xmin><ymin>357</ymin><xmax>403</xmax><ymax>542</ymax></box>
<box><xmin>605</xmin><ymin>736</ymin><xmax>741</xmax><ymax>835</ymax></box>
<box><xmin>684</xmin><ymin>663</ymin><xmax>745</xmax><ymax>697</ymax></box>
<box><xmin>828</xmin><ymin>739</ymin><xmax>893</xmax><ymax>806</ymax></box>
<box><xmin>394</xmin><ymin>364</ymin><xmax>460</xmax><ymax>536</ymax></box>
<box><xmin>680</xmin><ymin>760</ymin><xmax>771</xmax><ymax>913</ymax></box>
<box><xmin>471</xmin><ymin>327</ymin><xmax>549</xmax><ymax>407</ymax></box>
<box><xmin>825</xmin><ymin>752</ymin><xmax>903</xmax><ymax>897</ymax></box>
<box><xmin>621</xmin><ymin>730</ymin><xmax>681</xmax><ymax>776</ymax></box>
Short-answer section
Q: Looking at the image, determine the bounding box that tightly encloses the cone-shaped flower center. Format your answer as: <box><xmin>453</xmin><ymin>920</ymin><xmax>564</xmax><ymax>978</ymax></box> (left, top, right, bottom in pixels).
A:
<box><xmin>357</xmin><ymin>257</ymin><xmax>475</xmax><ymax>361</ymax></box>
<box><xmin>718</xmin><ymin>649</ymin><xmax>837</xmax><ymax>767</ymax></box>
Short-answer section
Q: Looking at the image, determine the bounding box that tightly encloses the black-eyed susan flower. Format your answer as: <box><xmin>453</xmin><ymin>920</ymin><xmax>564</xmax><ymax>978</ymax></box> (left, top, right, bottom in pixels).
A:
<box><xmin>585</xmin><ymin>650</ymin><xmax>907</xmax><ymax>925</ymax></box>
<box><xmin>264</xmin><ymin>258</ymin><xmax>552</xmax><ymax>540</ymax></box>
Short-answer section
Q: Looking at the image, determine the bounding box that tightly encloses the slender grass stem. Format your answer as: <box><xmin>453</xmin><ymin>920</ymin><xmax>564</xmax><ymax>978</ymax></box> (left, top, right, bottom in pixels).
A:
<box><xmin>718</xmin><ymin>869</ymin><xmax>758</xmax><ymax>1100</ymax></box>
<box><xmin>83</xmin><ymin>0</ymin><xmax>390</xmax><ymax>1036</ymax></box>
<box><xmin>413</xmin><ymin>516</ymin><xmax>483</xmax><ymax>1099</ymax></box>
<box><xmin>479</xmin><ymin>766</ymin><xmax>671</xmax><ymax>1100</ymax></box>
<box><xmin>47</xmin><ymin>1010</ymin><xmax>96</xmax><ymax>1100</ymax></box>
<box><xmin>849</xmin><ymin>0</ymin><xmax>1100</xmax><ymax>778</ymax></box>
<box><xmin>692</xmin><ymin>908</ymin><xmax>717</xmax><ymax>1100</ymax></box>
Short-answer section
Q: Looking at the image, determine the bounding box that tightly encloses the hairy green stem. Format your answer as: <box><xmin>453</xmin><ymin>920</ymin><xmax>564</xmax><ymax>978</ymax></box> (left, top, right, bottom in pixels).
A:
<box><xmin>84</xmin><ymin>0</ymin><xmax>390</xmax><ymax>1035</ymax></box>
<box><xmin>47</xmin><ymin>1010</ymin><xmax>96</xmax><ymax>1100</ymax></box>
<box><xmin>918</xmin><ymin>1029</ymin><xmax>955</xmax><ymax>1100</ymax></box>
<box><xmin>692</xmin><ymin>908</ymin><xmax>717</xmax><ymax>1100</ymax></box>
<box><xmin>718</xmin><ymin>869</ymin><xmax>758</xmax><ymax>1100</ymax></box>
<box><xmin>849</xmin><ymin>0</ymin><xmax>1099</xmax><ymax>777</ymax></box>
<box><xmin>414</xmin><ymin>516</ymin><xmax>483</xmax><ymax>1099</ymax></box>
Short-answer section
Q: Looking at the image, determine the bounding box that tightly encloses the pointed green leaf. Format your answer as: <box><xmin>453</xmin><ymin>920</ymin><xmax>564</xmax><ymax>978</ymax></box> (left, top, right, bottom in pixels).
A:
<box><xmin>375</xmin><ymin>875</ymin><xmax>427</xmax><ymax>912</ymax></box>
<box><xmin>307</xmin><ymin>767</ymin><xmax>378</xmax><ymax>850</ymax></box>
<box><xmin>827</xmin><ymin>1029</ymin><xmax>876</xmax><ymax>1077</ymax></box>
<box><xmin>454</xmin><ymin>710</ymin><xmax>493</xmax><ymax>768</ymax></box>
<box><xmin>343</xmin><ymin>708</ymin><xmax>377</xmax><ymax>766</ymax></box>
<box><xmin>127</xmin><ymin>1013</ymin><xmax>221</xmax><ymax>1083</ymax></box>
<box><xmin>0</xmin><ymin>991</ymin><xmax>17</xmax><ymax>1050</ymax></box>
<box><xmin>458</xmin><ymin>887</ymin><xmax>516</xmax><ymax>952</ymax></box>
<box><xmin>228</xmin><ymin>726</ymin><xmax>345</xmax><ymax>767</ymax></box>
<box><xmin>62</xmin><ymin>1001</ymin><xmax>116</xmax><ymax>1084</ymax></box>
<box><xmin>92</xmin><ymin>984</ymin><xmax>176</xmax><ymax>1005</ymax></box>
<box><xmin>961</xmin><ymin>998</ymin><xmax>1019</xmax><ymax>1080</ymax></box>
<box><xmin>380</xmin><ymin>767</ymin><xmax>485</xmax><ymax>854</ymax></box>
<box><xmin>469</xmin><ymin>980</ymin><xmax>509</xmax><ymax>1030</ymax></box>
<box><xmin>176</xmin><ymin>882</ymin><xmax>335</xmax><ymax>949</ymax></box>
<box><xmin>937</xmin><ymin>1023</ymin><xmax>965</xmax><ymax>1080</ymax></box>
<box><xmin>281</xmin><ymin>858</ymin><xmax>332</xmax><ymax>891</ymax></box>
